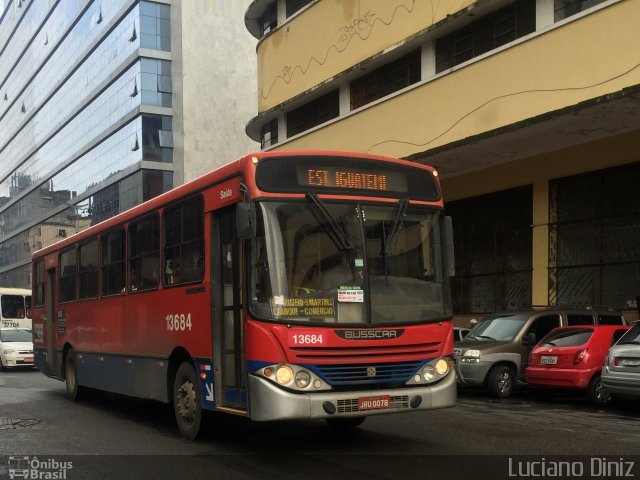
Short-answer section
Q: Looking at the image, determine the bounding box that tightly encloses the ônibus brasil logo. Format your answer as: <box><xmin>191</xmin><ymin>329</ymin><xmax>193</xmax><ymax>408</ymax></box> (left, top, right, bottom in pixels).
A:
<box><xmin>7</xmin><ymin>457</ymin><xmax>72</xmax><ymax>480</ymax></box>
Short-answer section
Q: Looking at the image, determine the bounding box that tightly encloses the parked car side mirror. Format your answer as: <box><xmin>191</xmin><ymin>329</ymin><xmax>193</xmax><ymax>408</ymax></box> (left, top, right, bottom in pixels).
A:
<box><xmin>524</xmin><ymin>332</ymin><xmax>537</xmax><ymax>345</ymax></box>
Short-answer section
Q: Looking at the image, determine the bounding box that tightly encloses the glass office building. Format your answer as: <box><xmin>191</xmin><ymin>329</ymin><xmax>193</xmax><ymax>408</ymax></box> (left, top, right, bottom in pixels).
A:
<box><xmin>0</xmin><ymin>0</ymin><xmax>256</xmax><ymax>287</ymax></box>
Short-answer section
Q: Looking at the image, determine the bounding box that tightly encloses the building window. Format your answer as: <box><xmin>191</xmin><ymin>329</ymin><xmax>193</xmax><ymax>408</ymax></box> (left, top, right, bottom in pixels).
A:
<box><xmin>140</xmin><ymin>58</ymin><xmax>172</xmax><ymax>107</ymax></box>
<box><xmin>554</xmin><ymin>0</ymin><xmax>607</xmax><ymax>21</ymax></box>
<box><xmin>435</xmin><ymin>0</ymin><xmax>535</xmax><ymax>73</ymax></box>
<box><xmin>286</xmin><ymin>0</ymin><xmax>312</xmax><ymax>17</ymax></box>
<box><xmin>447</xmin><ymin>186</ymin><xmax>533</xmax><ymax>314</ymax></box>
<box><xmin>59</xmin><ymin>248</ymin><xmax>77</xmax><ymax>303</ymax></box>
<box><xmin>260</xmin><ymin>3</ymin><xmax>277</xmax><ymax>36</ymax></box>
<box><xmin>101</xmin><ymin>229</ymin><xmax>125</xmax><ymax>297</ymax></box>
<box><xmin>141</xmin><ymin>114</ymin><xmax>173</xmax><ymax>163</ymax></box>
<box><xmin>79</xmin><ymin>239</ymin><xmax>99</xmax><ymax>300</ymax></box>
<box><xmin>261</xmin><ymin>119</ymin><xmax>278</xmax><ymax>149</ymax></box>
<box><xmin>287</xmin><ymin>90</ymin><xmax>339</xmax><ymax>138</ymax></box>
<box><xmin>350</xmin><ymin>49</ymin><xmax>421</xmax><ymax>110</ymax></box>
<box><xmin>128</xmin><ymin>215</ymin><xmax>160</xmax><ymax>292</ymax></box>
<box><xmin>140</xmin><ymin>1</ymin><xmax>171</xmax><ymax>51</ymax></box>
<box><xmin>549</xmin><ymin>163</ymin><xmax>640</xmax><ymax>309</ymax></box>
<box><xmin>163</xmin><ymin>196</ymin><xmax>204</xmax><ymax>286</ymax></box>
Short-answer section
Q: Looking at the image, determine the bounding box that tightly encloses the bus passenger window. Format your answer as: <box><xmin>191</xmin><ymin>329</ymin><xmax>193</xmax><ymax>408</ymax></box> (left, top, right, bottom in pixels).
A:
<box><xmin>129</xmin><ymin>216</ymin><xmax>160</xmax><ymax>292</ymax></box>
<box><xmin>101</xmin><ymin>229</ymin><xmax>125</xmax><ymax>296</ymax></box>
<box><xmin>163</xmin><ymin>196</ymin><xmax>204</xmax><ymax>286</ymax></box>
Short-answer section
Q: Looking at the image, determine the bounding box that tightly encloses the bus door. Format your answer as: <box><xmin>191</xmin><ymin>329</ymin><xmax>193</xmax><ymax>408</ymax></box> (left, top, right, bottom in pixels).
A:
<box><xmin>45</xmin><ymin>268</ymin><xmax>59</xmax><ymax>377</ymax></box>
<box><xmin>212</xmin><ymin>206</ymin><xmax>247</xmax><ymax>411</ymax></box>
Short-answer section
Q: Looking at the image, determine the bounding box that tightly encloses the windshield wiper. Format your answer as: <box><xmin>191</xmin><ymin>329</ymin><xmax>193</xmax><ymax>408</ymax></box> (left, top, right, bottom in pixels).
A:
<box><xmin>306</xmin><ymin>193</ymin><xmax>353</xmax><ymax>251</ymax></box>
<box><xmin>382</xmin><ymin>198</ymin><xmax>408</xmax><ymax>256</ymax></box>
<box><xmin>476</xmin><ymin>335</ymin><xmax>496</xmax><ymax>340</ymax></box>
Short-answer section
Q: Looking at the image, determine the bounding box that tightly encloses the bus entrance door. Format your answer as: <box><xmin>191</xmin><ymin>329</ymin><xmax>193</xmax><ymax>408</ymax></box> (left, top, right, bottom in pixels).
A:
<box><xmin>212</xmin><ymin>207</ymin><xmax>247</xmax><ymax>412</ymax></box>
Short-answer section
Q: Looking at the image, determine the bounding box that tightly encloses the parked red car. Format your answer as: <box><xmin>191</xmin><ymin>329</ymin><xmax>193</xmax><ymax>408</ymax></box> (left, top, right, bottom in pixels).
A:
<box><xmin>526</xmin><ymin>325</ymin><xmax>630</xmax><ymax>405</ymax></box>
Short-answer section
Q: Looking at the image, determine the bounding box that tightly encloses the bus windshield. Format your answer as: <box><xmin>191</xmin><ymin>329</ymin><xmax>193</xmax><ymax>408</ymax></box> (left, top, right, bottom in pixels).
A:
<box><xmin>248</xmin><ymin>200</ymin><xmax>452</xmax><ymax>326</ymax></box>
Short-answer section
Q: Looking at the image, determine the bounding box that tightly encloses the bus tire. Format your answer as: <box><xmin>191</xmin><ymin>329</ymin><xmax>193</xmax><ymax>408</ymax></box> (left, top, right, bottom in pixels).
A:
<box><xmin>325</xmin><ymin>417</ymin><xmax>366</xmax><ymax>429</ymax></box>
<box><xmin>487</xmin><ymin>365</ymin><xmax>514</xmax><ymax>398</ymax></box>
<box><xmin>173</xmin><ymin>362</ymin><xmax>202</xmax><ymax>440</ymax></box>
<box><xmin>64</xmin><ymin>349</ymin><xmax>84</xmax><ymax>401</ymax></box>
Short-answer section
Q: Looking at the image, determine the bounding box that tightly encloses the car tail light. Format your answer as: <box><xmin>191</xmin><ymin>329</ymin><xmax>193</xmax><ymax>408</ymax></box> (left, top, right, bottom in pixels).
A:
<box><xmin>573</xmin><ymin>348</ymin><xmax>587</xmax><ymax>365</ymax></box>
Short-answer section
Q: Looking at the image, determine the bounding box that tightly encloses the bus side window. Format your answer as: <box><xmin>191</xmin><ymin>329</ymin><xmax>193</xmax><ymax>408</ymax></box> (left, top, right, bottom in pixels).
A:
<box><xmin>129</xmin><ymin>215</ymin><xmax>160</xmax><ymax>292</ymax></box>
<box><xmin>163</xmin><ymin>196</ymin><xmax>204</xmax><ymax>286</ymax></box>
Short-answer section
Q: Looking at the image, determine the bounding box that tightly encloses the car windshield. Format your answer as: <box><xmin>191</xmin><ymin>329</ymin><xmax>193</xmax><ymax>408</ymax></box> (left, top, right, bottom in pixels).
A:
<box><xmin>540</xmin><ymin>328</ymin><xmax>593</xmax><ymax>347</ymax></box>
<box><xmin>0</xmin><ymin>329</ymin><xmax>32</xmax><ymax>342</ymax></box>
<box><xmin>248</xmin><ymin>200</ymin><xmax>452</xmax><ymax>325</ymax></box>
<box><xmin>617</xmin><ymin>323</ymin><xmax>640</xmax><ymax>345</ymax></box>
<box><xmin>465</xmin><ymin>314</ymin><xmax>530</xmax><ymax>341</ymax></box>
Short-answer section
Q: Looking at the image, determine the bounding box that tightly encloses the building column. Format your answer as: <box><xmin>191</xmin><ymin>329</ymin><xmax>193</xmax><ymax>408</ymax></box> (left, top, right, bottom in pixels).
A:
<box><xmin>532</xmin><ymin>180</ymin><xmax>549</xmax><ymax>306</ymax></box>
<box><xmin>536</xmin><ymin>0</ymin><xmax>555</xmax><ymax>30</ymax></box>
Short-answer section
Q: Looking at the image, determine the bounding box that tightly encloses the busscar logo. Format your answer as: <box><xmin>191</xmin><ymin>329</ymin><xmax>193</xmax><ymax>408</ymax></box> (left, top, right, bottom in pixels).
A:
<box><xmin>336</xmin><ymin>329</ymin><xmax>405</xmax><ymax>340</ymax></box>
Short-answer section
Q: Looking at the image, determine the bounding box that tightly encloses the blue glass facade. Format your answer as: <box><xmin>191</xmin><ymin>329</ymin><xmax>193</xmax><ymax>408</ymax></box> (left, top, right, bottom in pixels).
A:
<box><xmin>0</xmin><ymin>0</ymin><xmax>174</xmax><ymax>287</ymax></box>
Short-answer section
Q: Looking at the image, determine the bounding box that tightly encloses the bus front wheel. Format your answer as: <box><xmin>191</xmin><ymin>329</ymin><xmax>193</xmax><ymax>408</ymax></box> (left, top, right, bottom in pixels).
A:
<box><xmin>173</xmin><ymin>362</ymin><xmax>202</xmax><ymax>440</ymax></box>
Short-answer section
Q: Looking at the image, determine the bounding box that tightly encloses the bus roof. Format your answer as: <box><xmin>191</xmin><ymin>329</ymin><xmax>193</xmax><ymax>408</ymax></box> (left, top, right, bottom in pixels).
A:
<box><xmin>32</xmin><ymin>150</ymin><xmax>440</xmax><ymax>259</ymax></box>
<box><xmin>0</xmin><ymin>288</ymin><xmax>31</xmax><ymax>296</ymax></box>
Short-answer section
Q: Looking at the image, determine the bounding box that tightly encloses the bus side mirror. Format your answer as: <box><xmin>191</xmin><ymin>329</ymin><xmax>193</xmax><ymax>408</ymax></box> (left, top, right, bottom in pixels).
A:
<box><xmin>236</xmin><ymin>201</ymin><xmax>256</xmax><ymax>239</ymax></box>
<box><xmin>445</xmin><ymin>216</ymin><xmax>455</xmax><ymax>277</ymax></box>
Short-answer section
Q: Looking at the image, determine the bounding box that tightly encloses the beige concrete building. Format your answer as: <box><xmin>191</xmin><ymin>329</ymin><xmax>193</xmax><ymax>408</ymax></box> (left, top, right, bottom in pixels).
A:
<box><xmin>244</xmin><ymin>0</ymin><xmax>640</xmax><ymax>321</ymax></box>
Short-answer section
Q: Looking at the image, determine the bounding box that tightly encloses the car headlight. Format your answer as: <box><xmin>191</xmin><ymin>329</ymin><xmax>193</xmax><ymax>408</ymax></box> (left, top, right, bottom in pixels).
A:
<box><xmin>461</xmin><ymin>349</ymin><xmax>480</xmax><ymax>363</ymax></box>
<box><xmin>3</xmin><ymin>349</ymin><xmax>15</xmax><ymax>355</ymax></box>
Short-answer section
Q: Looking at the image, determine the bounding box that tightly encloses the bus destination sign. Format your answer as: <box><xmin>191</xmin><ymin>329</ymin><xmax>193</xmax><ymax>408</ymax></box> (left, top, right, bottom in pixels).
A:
<box><xmin>298</xmin><ymin>166</ymin><xmax>407</xmax><ymax>193</ymax></box>
<box><xmin>255</xmin><ymin>156</ymin><xmax>440</xmax><ymax>201</ymax></box>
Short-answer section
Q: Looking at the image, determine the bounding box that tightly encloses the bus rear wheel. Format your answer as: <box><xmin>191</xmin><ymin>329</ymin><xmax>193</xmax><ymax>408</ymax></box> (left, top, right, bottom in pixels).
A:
<box><xmin>173</xmin><ymin>362</ymin><xmax>202</xmax><ymax>440</ymax></box>
<box><xmin>64</xmin><ymin>349</ymin><xmax>84</xmax><ymax>401</ymax></box>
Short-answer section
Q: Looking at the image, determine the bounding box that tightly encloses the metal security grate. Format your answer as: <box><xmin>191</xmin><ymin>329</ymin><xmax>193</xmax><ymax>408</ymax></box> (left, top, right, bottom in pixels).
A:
<box><xmin>314</xmin><ymin>361</ymin><xmax>422</xmax><ymax>386</ymax></box>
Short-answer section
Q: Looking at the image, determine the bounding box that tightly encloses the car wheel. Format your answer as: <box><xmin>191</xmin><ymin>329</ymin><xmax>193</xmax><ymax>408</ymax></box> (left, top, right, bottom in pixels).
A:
<box><xmin>487</xmin><ymin>365</ymin><xmax>514</xmax><ymax>398</ymax></box>
<box><xmin>173</xmin><ymin>362</ymin><xmax>202</xmax><ymax>440</ymax></box>
<box><xmin>587</xmin><ymin>375</ymin><xmax>611</xmax><ymax>406</ymax></box>
<box><xmin>325</xmin><ymin>417</ymin><xmax>366</xmax><ymax>429</ymax></box>
<box><xmin>64</xmin><ymin>349</ymin><xmax>85</xmax><ymax>401</ymax></box>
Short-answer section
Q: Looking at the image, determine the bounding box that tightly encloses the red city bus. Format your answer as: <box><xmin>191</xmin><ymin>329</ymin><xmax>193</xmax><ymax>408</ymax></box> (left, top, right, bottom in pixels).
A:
<box><xmin>32</xmin><ymin>151</ymin><xmax>456</xmax><ymax>439</ymax></box>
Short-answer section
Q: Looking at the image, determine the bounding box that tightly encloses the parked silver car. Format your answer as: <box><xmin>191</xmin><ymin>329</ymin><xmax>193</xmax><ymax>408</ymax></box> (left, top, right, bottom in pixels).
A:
<box><xmin>602</xmin><ymin>321</ymin><xmax>640</xmax><ymax>398</ymax></box>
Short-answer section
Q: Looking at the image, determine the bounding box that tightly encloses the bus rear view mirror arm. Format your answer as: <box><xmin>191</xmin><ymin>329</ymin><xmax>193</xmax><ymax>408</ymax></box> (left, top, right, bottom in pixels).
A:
<box><xmin>237</xmin><ymin>201</ymin><xmax>257</xmax><ymax>239</ymax></box>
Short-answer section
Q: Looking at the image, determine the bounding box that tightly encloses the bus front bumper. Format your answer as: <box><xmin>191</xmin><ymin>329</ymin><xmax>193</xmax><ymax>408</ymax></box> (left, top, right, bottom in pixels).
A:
<box><xmin>248</xmin><ymin>369</ymin><xmax>456</xmax><ymax>421</ymax></box>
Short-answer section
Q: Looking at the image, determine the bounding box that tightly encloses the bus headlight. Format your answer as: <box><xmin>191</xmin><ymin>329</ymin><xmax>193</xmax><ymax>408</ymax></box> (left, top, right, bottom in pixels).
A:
<box><xmin>275</xmin><ymin>366</ymin><xmax>293</xmax><ymax>385</ymax></box>
<box><xmin>422</xmin><ymin>365</ymin><xmax>435</xmax><ymax>381</ymax></box>
<box><xmin>435</xmin><ymin>358</ymin><xmax>449</xmax><ymax>375</ymax></box>
<box><xmin>295</xmin><ymin>371</ymin><xmax>311</xmax><ymax>388</ymax></box>
<box><xmin>407</xmin><ymin>357</ymin><xmax>452</xmax><ymax>385</ymax></box>
<box><xmin>254</xmin><ymin>363</ymin><xmax>332</xmax><ymax>391</ymax></box>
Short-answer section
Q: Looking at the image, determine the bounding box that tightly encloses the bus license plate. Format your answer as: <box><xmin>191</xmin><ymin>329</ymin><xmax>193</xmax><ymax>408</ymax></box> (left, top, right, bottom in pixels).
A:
<box><xmin>541</xmin><ymin>356</ymin><xmax>557</xmax><ymax>365</ymax></box>
<box><xmin>358</xmin><ymin>395</ymin><xmax>390</xmax><ymax>411</ymax></box>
